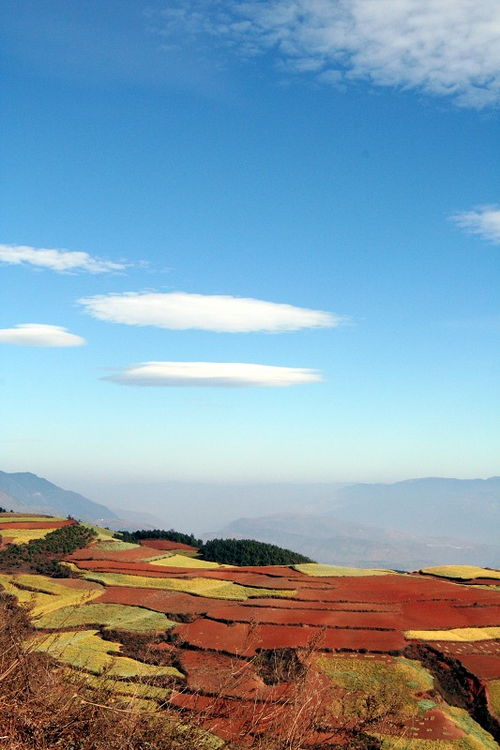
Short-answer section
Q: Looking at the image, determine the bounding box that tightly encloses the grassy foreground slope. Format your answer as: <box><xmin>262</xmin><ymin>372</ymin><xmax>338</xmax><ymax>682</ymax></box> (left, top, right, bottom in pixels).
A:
<box><xmin>0</xmin><ymin>514</ymin><xmax>499</xmax><ymax>750</ymax></box>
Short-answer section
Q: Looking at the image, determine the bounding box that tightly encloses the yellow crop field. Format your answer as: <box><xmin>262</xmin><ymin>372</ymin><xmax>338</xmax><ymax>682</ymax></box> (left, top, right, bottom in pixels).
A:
<box><xmin>149</xmin><ymin>554</ymin><xmax>223</xmax><ymax>569</ymax></box>
<box><xmin>0</xmin><ymin>515</ymin><xmax>64</xmax><ymax>523</ymax></box>
<box><xmin>72</xmin><ymin>567</ymin><xmax>295</xmax><ymax>600</ymax></box>
<box><xmin>0</xmin><ymin>573</ymin><xmax>103</xmax><ymax>616</ymax></box>
<box><xmin>31</xmin><ymin>629</ymin><xmax>184</xmax><ymax>679</ymax></box>
<box><xmin>405</xmin><ymin>627</ymin><xmax>500</xmax><ymax>642</ymax></box>
<box><xmin>0</xmin><ymin>528</ymin><xmax>55</xmax><ymax>543</ymax></box>
<box><xmin>294</xmin><ymin>563</ymin><xmax>396</xmax><ymax>577</ymax></box>
<box><xmin>34</xmin><ymin>603</ymin><xmax>177</xmax><ymax>632</ymax></box>
<box><xmin>420</xmin><ymin>565</ymin><xmax>500</xmax><ymax>581</ymax></box>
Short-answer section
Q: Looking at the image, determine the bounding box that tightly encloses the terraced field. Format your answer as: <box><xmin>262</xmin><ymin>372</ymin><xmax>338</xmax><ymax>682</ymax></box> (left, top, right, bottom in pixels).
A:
<box><xmin>0</xmin><ymin>515</ymin><xmax>499</xmax><ymax>748</ymax></box>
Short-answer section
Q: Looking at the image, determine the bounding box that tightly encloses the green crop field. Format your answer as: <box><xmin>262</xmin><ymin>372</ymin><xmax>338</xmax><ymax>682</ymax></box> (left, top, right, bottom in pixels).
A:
<box><xmin>293</xmin><ymin>563</ymin><xmax>396</xmax><ymax>577</ymax></box>
<box><xmin>31</xmin><ymin>629</ymin><xmax>184</xmax><ymax>679</ymax></box>
<box><xmin>34</xmin><ymin>603</ymin><xmax>177</xmax><ymax>632</ymax></box>
<box><xmin>92</xmin><ymin>539</ymin><xmax>142</xmax><ymax>552</ymax></box>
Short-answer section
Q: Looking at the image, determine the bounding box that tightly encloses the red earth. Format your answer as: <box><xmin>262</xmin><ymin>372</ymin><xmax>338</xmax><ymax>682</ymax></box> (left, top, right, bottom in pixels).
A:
<box><xmin>58</xmin><ymin>540</ymin><xmax>500</xmax><ymax>744</ymax></box>
<box><xmin>138</xmin><ymin>539</ymin><xmax>198</xmax><ymax>551</ymax></box>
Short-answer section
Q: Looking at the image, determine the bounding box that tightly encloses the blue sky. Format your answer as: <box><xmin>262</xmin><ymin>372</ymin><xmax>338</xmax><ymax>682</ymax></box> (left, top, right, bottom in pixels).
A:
<box><xmin>1</xmin><ymin>0</ymin><xmax>499</xmax><ymax>487</ymax></box>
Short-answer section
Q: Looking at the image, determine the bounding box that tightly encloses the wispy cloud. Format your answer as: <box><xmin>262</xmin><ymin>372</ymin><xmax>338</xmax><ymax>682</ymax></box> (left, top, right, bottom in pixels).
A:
<box><xmin>79</xmin><ymin>291</ymin><xmax>341</xmax><ymax>332</ymax></box>
<box><xmin>104</xmin><ymin>361</ymin><xmax>322</xmax><ymax>387</ymax></box>
<box><xmin>451</xmin><ymin>205</ymin><xmax>500</xmax><ymax>244</ymax></box>
<box><xmin>0</xmin><ymin>244</ymin><xmax>128</xmax><ymax>273</ymax></box>
<box><xmin>159</xmin><ymin>0</ymin><xmax>500</xmax><ymax>108</ymax></box>
<box><xmin>0</xmin><ymin>324</ymin><xmax>86</xmax><ymax>347</ymax></box>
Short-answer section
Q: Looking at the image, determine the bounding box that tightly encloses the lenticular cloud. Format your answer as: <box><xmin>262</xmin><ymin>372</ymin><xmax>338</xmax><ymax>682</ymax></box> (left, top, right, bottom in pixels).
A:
<box><xmin>103</xmin><ymin>362</ymin><xmax>322</xmax><ymax>387</ymax></box>
<box><xmin>0</xmin><ymin>324</ymin><xmax>85</xmax><ymax>347</ymax></box>
<box><xmin>79</xmin><ymin>291</ymin><xmax>341</xmax><ymax>332</ymax></box>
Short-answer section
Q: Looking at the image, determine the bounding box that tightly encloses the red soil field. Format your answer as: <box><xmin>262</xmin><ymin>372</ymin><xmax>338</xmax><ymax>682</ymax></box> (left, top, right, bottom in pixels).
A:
<box><xmin>399</xmin><ymin>708</ymin><xmax>466</xmax><ymax>740</ymax></box>
<box><xmin>457</xmin><ymin>654</ymin><xmax>500</xmax><ymax>679</ymax></box>
<box><xmin>236</xmin><ymin>598</ymin><xmax>401</xmax><ymax>612</ymax></box>
<box><xmin>179</xmin><ymin>649</ymin><xmax>268</xmax><ymax>699</ymax></box>
<box><xmin>0</xmin><ymin>520</ymin><xmax>74</xmax><ymax>529</ymax></box>
<box><xmin>399</xmin><ymin>601</ymin><xmax>500</xmax><ymax>629</ymax></box>
<box><xmin>138</xmin><ymin>539</ymin><xmax>198</xmax><ymax>552</ymax></box>
<box><xmin>206</xmin><ymin>603</ymin><xmax>403</xmax><ymax>630</ymax></box>
<box><xmin>69</xmin><ymin>559</ymin><xmax>191</xmax><ymax>576</ymax></box>
<box><xmin>292</xmin><ymin>576</ymin><xmax>500</xmax><ymax>605</ymax></box>
<box><xmin>68</xmin><ymin>545</ymin><xmax>162</xmax><ymax>562</ymax></box>
<box><xmin>173</xmin><ymin>619</ymin><xmax>406</xmax><ymax>656</ymax></box>
<box><xmin>95</xmin><ymin>586</ymin><xmax>215</xmax><ymax>615</ymax></box>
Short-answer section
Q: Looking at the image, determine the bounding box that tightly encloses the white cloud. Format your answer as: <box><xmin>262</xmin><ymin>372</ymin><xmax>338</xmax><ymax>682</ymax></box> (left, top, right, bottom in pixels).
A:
<box><xmin>0</xmin><ymin>324</ymin><xmax>86</xmax><ymax>347</ymax></box>
<box><xmin>451</xmin><ymin>205</ymin><xmax>500</xmax><ymax>244</ymax></box>
<box><xmin>103</xmin><ymin>361</ymin><xmax>322</xmax><ymax>387</ymax></box>
<box><xmin>0</xmin><ymin>244</ymin><xmax>128</xmax><ymax>273</ymax></box>
<box><xmin>78</xmin><ymin>291</ymin><xmax>341</xmax><ymax>332</ymax></box>
<box><xmin>160</xmin><ymin>0</ymin><xmax>500</xmax><ymax>108</ymax></box>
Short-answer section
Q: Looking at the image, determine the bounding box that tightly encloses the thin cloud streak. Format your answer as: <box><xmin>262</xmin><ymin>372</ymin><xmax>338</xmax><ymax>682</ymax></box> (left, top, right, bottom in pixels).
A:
<box><xmin>0</xmin><ymin>324</ymin><xmax>86</xmax><ymax>347</ymax></box>
<box><xmin>79</xmin><ymin>291</ymin><xmax>342</xmax><ymax>332</ymax></box>
<box><xmin>0</xmin><ymin>244</ymin><xmax>128</xmax><ymax>273</ymax></box>
<box><xmin>103</xmin><ymin>361</ymin><xmax>322</xmax><ymax>387</ymax></box>
<box><xmin>160</xmin><ymin>0</ymin><xmax>500</xmax><ymax>108</ymax></box>
<box><xmin>451</xmin><ymin>205</ymin><xmax>500</xmax><ymax>244</ymax></box>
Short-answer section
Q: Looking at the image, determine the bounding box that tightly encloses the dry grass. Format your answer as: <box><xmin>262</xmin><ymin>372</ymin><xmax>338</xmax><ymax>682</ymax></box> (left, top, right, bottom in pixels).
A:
<box><xmin>0</xmin><ymin>592</ymin><xmax>223</xmax><ymax>750</ymax></box>
<box><xmin>486</xmin><ymin>680</ymin><xmax>500</xmax><ymax>717</ymax></box>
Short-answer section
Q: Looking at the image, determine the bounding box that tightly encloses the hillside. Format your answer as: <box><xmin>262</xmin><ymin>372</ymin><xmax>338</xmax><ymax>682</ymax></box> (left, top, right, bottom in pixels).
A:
<box><xmin>0</xmin><ymin>513</ymin><xmax>499</xmax><ymax>749</ymax></box>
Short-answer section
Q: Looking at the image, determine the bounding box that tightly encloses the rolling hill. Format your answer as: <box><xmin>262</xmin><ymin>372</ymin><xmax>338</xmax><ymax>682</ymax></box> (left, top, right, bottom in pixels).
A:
<box><xmin>0</xmin><ymin>512</ymin><xmax>499</xmax><ymax>748</ymax></box>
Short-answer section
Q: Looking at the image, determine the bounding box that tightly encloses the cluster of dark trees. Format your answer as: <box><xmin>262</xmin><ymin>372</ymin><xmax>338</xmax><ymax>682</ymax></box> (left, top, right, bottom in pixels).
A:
<box><xmin>116</xmin><ymin>528</ymin><xmax>313</xmax><ymax>566</ymax></box>
<box><xmin>0</xmin><ymin>523</ymin><xmax>96</xmax><ymax>576</ymax></box>
<box><xmin>200</xmin><ymin>538</ymin><xmax>313</xmax><ymax>566</ymax></box>
<box><xmin>117</xmin><ymin>529</ymin><xmax>203</xmax><ymax>547</ymax></box>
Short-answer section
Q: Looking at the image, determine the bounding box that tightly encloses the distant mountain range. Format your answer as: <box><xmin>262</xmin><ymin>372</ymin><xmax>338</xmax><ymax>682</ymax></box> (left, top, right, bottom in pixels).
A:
<box><xmin>2</xmin><ymin>471</ymin><xmax>498</xmax><ymax>570</ymax></box>
<box><xmin>0</xmin><ymin>471</ymin><xmax>161</xmax><ymax>530</ymax></box>
<box><xmin>214</xmin><ymin>512</ymin><xmax>499</xmax><ymax>570</ymax></box>
<box><xmin>212</xmin><ymin>477</ymin><xmax>500</xmax><ymax>570</ymax></box>
<box><xmin>325</xmin><ymin>477</ymin><xmax>500</xmax><ymax>545</ymax></box>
